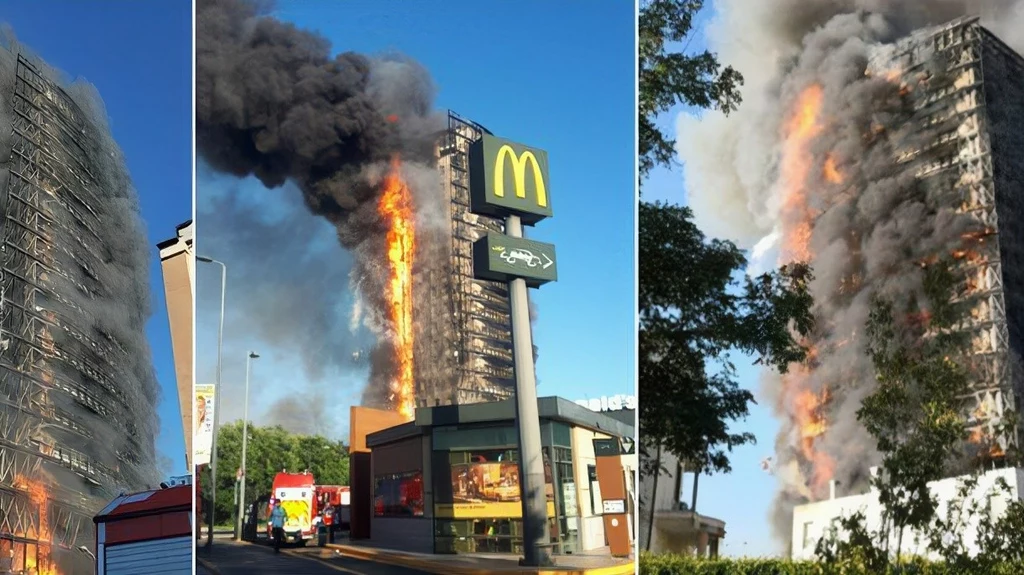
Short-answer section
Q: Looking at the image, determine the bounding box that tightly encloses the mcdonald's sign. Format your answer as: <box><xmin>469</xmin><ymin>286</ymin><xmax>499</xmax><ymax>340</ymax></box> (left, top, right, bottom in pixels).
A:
<box><xmin>469</xmin><ymin>134</ymin><xmax>552</xmax><ymax>224</ymax></box>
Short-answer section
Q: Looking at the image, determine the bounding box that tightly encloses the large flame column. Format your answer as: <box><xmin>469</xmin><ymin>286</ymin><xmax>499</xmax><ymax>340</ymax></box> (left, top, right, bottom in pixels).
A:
<box><xmin>378</xmin><ymin>156</ymin><xmax>417</xmax><ymax>419</ymax></box>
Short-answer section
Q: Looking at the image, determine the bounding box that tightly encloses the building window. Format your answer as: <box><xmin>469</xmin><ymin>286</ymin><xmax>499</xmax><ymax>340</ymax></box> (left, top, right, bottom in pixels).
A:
<box><xmin>802</xmin><ymin>521</ymin><xmax>814</xmax><ymax>549</ymax></box>
<box><xmin>374</xmin><ymin>471</ymin><xmax>424</xmax><ymax>517</ymax></box>
<box><xmin>434</xmin><ymin>517</ymin><xmax>561</xmax><ymax>554</ymax></box>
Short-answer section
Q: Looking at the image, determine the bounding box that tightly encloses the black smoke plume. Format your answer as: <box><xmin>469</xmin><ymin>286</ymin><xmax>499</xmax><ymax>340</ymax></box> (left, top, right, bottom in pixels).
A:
<box><xmin>196</xmin><ymin>0</ymin><xmax>445</xmax><ymax>411</ymax></box>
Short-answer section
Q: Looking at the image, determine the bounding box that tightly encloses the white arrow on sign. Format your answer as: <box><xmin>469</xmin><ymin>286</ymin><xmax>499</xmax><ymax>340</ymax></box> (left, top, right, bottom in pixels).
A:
<box><xmin>542</xmin><ymin>253</ymin><xmax>554</xmax><ymax>269</ymax></box>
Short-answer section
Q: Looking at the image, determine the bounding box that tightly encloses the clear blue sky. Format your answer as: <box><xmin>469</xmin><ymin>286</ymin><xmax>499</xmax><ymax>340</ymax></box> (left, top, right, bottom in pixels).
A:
<box><xmin>3</xmin><ymin>2</ymin><xmax>192</xmax><ymax>476</ymax></box>
<box><xmin>643</xmin><ymin>3</ymin><xmax>785</xmax><ymax>558</ymax></box>
<box><xmin>195</xmin><ymin>1</ymin><xmax>635</xmax><ymax>439</ymax></box>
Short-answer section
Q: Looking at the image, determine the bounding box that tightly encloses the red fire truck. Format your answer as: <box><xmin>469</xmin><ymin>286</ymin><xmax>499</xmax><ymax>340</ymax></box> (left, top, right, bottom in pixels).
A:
<box><xmin>262</xmin><ymin>471</ymin><xmax>353</xmax><ymax>545</ymax></box>
<box><xmin>267</xmin><ymin>471</ymin><xmax>317</xmax><ymax>545</ymax></box>
<box><xmin>316</xmin><ymin>484</ymin><xmax>351</xmax><ymax>534</ymax></box>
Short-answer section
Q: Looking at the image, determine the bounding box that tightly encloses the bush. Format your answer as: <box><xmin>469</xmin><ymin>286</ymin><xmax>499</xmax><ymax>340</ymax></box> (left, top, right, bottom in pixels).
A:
<box><xmin>637</xmin><ymin>554</ymin><xmax>1024</xmax><ymax>575</ymax></box>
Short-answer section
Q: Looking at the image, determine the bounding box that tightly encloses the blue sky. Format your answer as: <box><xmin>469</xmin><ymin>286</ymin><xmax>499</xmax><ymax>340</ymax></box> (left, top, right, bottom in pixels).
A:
<box><xmin>3</xmin><ymin>2</ymin><xmax>192</xmax><ymax>476</ymax></box>
<box><xmin>195</xmin><ymin>2</ymin><xmax>635</xmax><ymax>439</ymax></box>
<box><xmin>643</xmin><ymin>4</ymin><xmax>786</xmax><ymax>558</ymax></box>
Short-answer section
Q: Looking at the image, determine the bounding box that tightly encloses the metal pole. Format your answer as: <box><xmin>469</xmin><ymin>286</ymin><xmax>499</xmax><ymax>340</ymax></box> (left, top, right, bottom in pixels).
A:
<box><xmin>505</xmin><ymin>215</ymin><xmax>552</xmax><ymax>567</ymax></box>
<box><xmin>199</xmin><ymin>257</ymin><xmax>227</xmax><ymax>548</ymax></box>
<box><xmin>235</xmin><ymin>351</ymin><xmax>258</xmax><ymax>541</ymax></box>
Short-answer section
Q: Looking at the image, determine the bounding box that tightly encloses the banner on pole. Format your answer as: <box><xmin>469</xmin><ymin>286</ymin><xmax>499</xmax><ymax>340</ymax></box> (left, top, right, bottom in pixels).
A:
<box><xmin>194</xmin><ymin>384</ymin><xmax>216</xmax><ymax>467</ymax></box>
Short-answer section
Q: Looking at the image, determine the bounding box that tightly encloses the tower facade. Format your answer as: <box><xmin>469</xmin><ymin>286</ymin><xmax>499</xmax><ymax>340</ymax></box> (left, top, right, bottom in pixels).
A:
<box><xmin>869</xmin><ymin>16</ymin><xmax>1024</xmax><ymax>458</ymax></box>
<box><xmin>412</xmin><ymin>112</ymin><xmax>518</xmax><ymax>407</ymax></box>
<box><xmin>0</xmin><ymin>50</ymin><xmax>158</xmax><ymax>572</ymax></box>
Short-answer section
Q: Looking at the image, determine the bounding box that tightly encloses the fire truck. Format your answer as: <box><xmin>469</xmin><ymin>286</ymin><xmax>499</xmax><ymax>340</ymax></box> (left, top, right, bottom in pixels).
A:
<box><xmin>316</xmin><ymin>484</ymin><xmax>351</xmax><ymax>534</ymax></box>
<box><xmin>258</xmin><ymin>471</ymin><xmax>351</xmax><ymax>546</ymax></box>
<box><xmin>267</xmin><ymin>471</ymin><xmax>317</xmax><ymax>545</ymax></box>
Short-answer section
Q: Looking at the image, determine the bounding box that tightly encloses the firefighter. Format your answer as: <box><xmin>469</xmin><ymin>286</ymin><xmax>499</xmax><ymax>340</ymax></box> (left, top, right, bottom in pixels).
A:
<box><xmin>269</xmin><ymin>500</ymin><xmax>288</xmax><ymax>553</ymax></box>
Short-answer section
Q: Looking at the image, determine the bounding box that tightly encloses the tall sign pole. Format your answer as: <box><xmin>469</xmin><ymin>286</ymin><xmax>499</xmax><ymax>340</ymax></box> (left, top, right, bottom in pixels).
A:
<box><xmin>470</xmin><ymin>134</ymin><xmax>557</xmax><ymax>567</ymax></box>
<box><xmin>505</xmin><ymin>213</ymin><xmax>550</xmax><ymax>566</ymax></box>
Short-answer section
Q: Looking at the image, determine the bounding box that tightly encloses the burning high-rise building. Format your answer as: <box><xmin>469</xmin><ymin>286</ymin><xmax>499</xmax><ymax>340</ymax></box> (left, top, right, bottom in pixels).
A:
<box><xmin>412</xmin><ymin>112</ymin><xmax>518</xmax><ymax>408</ymax></box>
<box><xmin>779</xmin><ymin>14</ymin><xmax>1024</xmax><ymax>502</ymax></box>
<box><xmin>196</xmin><ymin>0</ymin><xmax>535</xmax><ymax>418</ymax></box>
<box><xmin>785</xmin><ymin>18</ymin><xmax>1024</xmax><ymax>557</ymax></box>
<box><xmin>676</xmin><ymin>0</ymin><xmax>1024</xmax><ymax>547</ymax></box>
<box><xmin>0</xmin><ymin>45</ymin><xmax>160</xmax><ymax>573</ymax></box>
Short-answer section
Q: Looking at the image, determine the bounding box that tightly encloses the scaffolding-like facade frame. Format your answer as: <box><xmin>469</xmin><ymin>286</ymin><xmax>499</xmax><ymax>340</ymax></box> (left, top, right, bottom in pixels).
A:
<box><xmin>0</xmin><ymin>51</ymin><xmax>152</xmax><ymax>572</ymax></box>
<box><xmin>871</xmin><ymin>16</ymin><xmax>1024</xmax><ymax>457</ymax></box>
<box><xmin>413</xmin><ymin>111</ymin><xmax>517</xmax><ymax>407</ymax></box>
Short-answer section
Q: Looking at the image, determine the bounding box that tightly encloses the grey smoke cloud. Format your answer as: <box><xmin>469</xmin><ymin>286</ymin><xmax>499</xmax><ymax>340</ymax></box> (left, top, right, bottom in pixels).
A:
<box><xmin>681</xmin><ymin>0</ymin><xmax>1024</xmax><ymax>246</ymax></box>
<box><xmin>0</xmin><ymin>28</ymin><xmax>161</xmax><ymax>509</ymax></box>
<box><xmin>677</xmin><ymin>0</ymin><xmax>1024</xmax><ymax>549</ymax></box>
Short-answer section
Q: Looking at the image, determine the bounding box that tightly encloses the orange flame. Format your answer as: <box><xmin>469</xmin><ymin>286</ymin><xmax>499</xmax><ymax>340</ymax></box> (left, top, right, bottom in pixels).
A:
<box><xmin>379</xmin><ymin>155</ymin><xmax>416</xmax><ymax>420</ymax></box>
<box><xmin>777</xmin><ymin>85</ymin><xmax>837</xmax><ymax>494</ymax></box>
<box><xmin>780</xmin><ymin>85</ymin><xmax>824</xmax><ymax>263</ymax></box>
<box><xmin>968</xmin><ymin>428</ymin><xmax>1005</xmax><ymax>458</ymax></box>
<box><xmin>823</xmin><ymin>155</ymin><xmax>844</xmax><ymax>184</ymax></box>
<box><xmin>961</xmin><ymin>228</ymin><xmax>995</xmax><ymax>243</ymax></box>
<box><xmin>792</xmin><ymin>385</ymin><xmax>835</xmax><ymax>490</ymax></box>
<box><xmin>952</xmin><ymin>249</ymin><xmax>983</xmax><ymax>263</ymax></box>
<box><xmin>12</xmin><ymin>474</ymin><xmax>61</xmax><ymax>574</ymax></box>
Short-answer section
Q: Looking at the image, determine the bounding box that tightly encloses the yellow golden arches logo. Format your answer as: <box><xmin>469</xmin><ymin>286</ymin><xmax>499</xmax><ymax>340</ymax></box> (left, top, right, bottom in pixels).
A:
<box><xmin>493</xmin><ymin>144</ymin><xmax>548</xmax><ymax>209</ymax></box>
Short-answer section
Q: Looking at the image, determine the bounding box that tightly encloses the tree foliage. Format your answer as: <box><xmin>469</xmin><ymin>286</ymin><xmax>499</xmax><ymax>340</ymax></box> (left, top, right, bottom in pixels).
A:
<box><xmin>639</xmin><ymin>202</ymin><xmax>813</xmax><ymax>474</ymax></box>
<box><xmin>639</xmin><ymin>0</ymin><xmax>742</xmax><ymax>180</ymax></box>
<box><xmin>638</xmin><ymin>0</ymin><xmax>813</xmax><ymax>478</ymax></box>
<box><xmin>200</xmin><ymin>421</ymin><xmax>349</xmax><ymax>525</ymax></box>
<box><xmin>818</xmin><ymin>261</ymin><xmax>1024</xmax><ymax>569</ymax></box>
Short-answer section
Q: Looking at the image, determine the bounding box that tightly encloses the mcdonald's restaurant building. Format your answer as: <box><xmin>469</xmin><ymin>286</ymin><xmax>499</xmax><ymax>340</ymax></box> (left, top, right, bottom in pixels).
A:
<box><xmin>348</xmin><ymin>398</ymin><xmax>636</xmax><ymax>556</ymax></box>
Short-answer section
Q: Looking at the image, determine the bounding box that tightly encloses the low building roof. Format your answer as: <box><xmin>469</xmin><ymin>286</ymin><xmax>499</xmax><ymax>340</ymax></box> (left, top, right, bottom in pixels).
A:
<box><xmin>94</xmin><ymin>484</ymin><xmax>192</xmax><ymax>523</ymax></box>
<box><xmin>366</xmin><ymin>396</ymin><xmax>634</xmax><ymax>448</ymax></box>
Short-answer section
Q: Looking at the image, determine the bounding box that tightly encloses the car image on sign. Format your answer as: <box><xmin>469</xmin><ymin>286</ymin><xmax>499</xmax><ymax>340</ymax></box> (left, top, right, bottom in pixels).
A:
<box><xmin>501</xmin><ymin>248</ymin><xmax>541</xmax><ymax>268</ymax></box>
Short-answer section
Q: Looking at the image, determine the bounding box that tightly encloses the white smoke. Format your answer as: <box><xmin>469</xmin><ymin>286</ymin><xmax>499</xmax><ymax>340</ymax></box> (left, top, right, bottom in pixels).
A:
<box><xmin>679</xmin><ymin>0</ymin><xmax>1024</xmax><ymax>248</ymax></box>
<box><xmin>676</xmin><ymin>0</ymin><xmax>1024</xmax><ymax>548</ymax></box>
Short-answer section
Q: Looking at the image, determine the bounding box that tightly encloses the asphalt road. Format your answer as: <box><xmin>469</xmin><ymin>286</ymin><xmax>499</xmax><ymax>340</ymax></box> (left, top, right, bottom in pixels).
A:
<box><xmin>198</xmin><ymin>539</ymin><xmax>433</xmax><ymax>575</ymax></box>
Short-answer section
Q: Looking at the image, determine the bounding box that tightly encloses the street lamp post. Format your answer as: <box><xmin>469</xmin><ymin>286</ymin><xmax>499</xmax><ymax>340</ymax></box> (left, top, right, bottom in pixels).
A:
<box><xmin>197</xmin><ymin>255</ymin><xmax>226</xmax><ymax>548</ymax></box>
<box><xmin>234</xmin><ymin>351</ymin><xmax>259</xmax><ymax>541</ymax></box>
<box><xmin>77</xmin><ymin>546</ymin><xmax>96</xmax><ymax>574</ymax></box>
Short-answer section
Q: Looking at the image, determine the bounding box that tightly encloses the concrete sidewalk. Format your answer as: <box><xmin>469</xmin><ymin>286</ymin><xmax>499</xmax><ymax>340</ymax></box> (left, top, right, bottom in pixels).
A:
<box><xmin>320</xmin><ymin>541</ymin><xmax>635</xmax><ymax>575</ymax></box>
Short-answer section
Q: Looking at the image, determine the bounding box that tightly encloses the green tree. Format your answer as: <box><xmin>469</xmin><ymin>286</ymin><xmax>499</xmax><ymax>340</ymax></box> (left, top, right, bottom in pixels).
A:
<box><xmin>639</xmin><ymin>202</ymin><xmax>814</xmax><ymax>474</ymax></box>
<box><xmin>639</xmin><ymin>0</ymin><xmax>742</xmax><ymax>180</ymax></box>
<box><xmin>817</xmin><ymin>262</ymin><xmax>974</xmax><ymax>569</ymax></box>
<box><xmin>200</xmin><ymin>421</ymin><xmax>349</xmax><ymax>525</ymax></box>
<box><xmin>858</xmin><ymin>263</ymin><xmax>969</xmax><ymax>562</ymax></box>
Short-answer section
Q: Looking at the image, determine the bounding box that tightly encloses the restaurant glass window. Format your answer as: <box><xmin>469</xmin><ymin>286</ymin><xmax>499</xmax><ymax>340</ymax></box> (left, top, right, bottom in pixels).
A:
<box><xmin>434</xmin><ymin>517</ymin><xmax>562</xmax><ymax>554</ymax></box>
<box><xmin>374</xmin><ymin>471</ymin><xmax>424</xmax><ymax>517</ymax></box>
<box><xmin>434</xmin><ymin>449</ymin><xmax>559</xmax><ymax>554</ymax></box>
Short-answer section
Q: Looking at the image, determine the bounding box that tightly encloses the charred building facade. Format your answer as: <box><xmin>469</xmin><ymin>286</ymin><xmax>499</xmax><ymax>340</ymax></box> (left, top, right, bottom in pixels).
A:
<box><xmin>0</xmin><ymin>48</ymin><xmax>159</xmax><ymax>572</ymax></box>
<box><xmin>869</xmin><ymin>16</ymin><xmax>1024</xmax><ymax>460</ymax></box>
<box><xmin>412</xmin><ymin>112</ymin><xmax>519</xmax><ymax>407</ymax></box>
